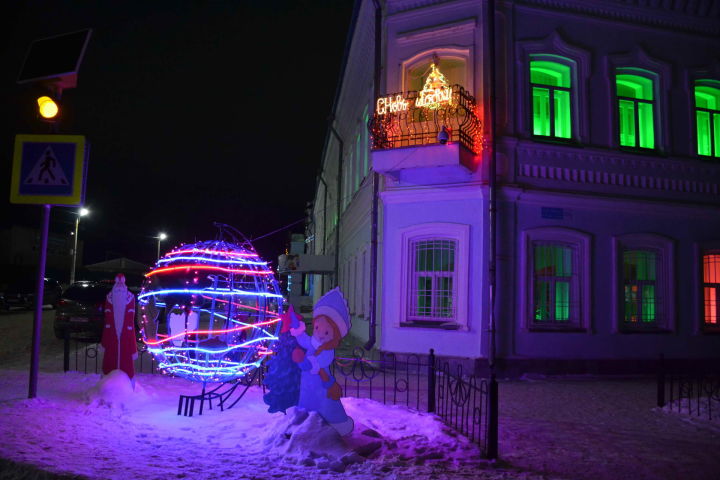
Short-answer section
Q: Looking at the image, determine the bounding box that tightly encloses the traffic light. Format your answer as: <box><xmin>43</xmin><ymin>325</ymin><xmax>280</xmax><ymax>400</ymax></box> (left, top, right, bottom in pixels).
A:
<box><xmin>36</xmin><ymin>95</ymin><xmax>59</xmax><ymax>121</ymax></box>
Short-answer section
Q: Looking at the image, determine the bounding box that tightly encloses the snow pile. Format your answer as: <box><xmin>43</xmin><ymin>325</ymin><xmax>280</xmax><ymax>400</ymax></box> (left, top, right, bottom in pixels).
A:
<box><xmin>261</xmin><ymin>397</ymin><xmax>483</xmax><ymax>474</ymax></box>
<box><xmin>660</xmin><ymin>396</ymin><xmax>720</xmax><ymax>429</ymax></box>
<box><xmin>82</xmin><ymin>369</ymin><xmax>148</xmax><ymax>409</ymax></box>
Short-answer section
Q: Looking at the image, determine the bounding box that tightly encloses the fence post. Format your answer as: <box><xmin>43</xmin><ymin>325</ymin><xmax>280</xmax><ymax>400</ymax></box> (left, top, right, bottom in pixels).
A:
<box><xmin>486</xmin><ymin>373</ymin><xmax>498</xmax><ymax>460</ymax></box>
<box><xmin>63</xmin><ymin>331</ymin><xmax>70</xmax><ymax>372</ymax></box>
<box><xmin>427</xmin><ymin>348</ymin><xmax>436</xmax><ymax>413</ymax></box>
<box><xmin>657</xmin><ymin>353</ymin><xmax>665</xmax><ymax>408</ymax></box>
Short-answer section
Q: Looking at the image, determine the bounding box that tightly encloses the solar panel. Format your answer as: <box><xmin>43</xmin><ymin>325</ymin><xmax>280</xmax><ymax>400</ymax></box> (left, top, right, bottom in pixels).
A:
<box><xmin>17</xmin><ymin>29</ymin><xmax>92</xmax><ymax>85</ymax></box>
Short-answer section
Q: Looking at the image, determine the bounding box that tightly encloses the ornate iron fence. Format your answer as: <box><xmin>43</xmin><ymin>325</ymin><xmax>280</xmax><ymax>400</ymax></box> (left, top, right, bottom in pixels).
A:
<box><xmin>331</xmin><ymin>347</ymin><xmax>497</xmax><ymax>458</ymax></box>
<box><xmin>657</xmin><ymin>355</ymin><xmax>720</xmax><ymax>421</ymax></box>
<box><xmin>369</xmin><ymin>85</ymin><xmax>482</xmax><ymax>154</ymax></box>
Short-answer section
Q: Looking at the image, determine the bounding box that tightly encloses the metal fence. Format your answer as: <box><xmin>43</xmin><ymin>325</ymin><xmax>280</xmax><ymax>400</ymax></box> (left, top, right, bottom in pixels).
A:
<box><xmin>656</xmin><ymin>355</ymin><xmax>720</xmax><ymax>421</ymax></box>
<box><xmin>369</xmin><ymin>85</ymin><xmax>482</xmax><ymax>154</ymax></box>
<box><xmin>331</xmin><ymin>347</ymin><xmax>497</xmax><ymax>458</ymax></box>
<box><xmin>63</xmin><ymin>338</ymin><xmax>498</xmax><ymax>458</ymax></box>
<box><xmin>62</xmin><ymin>335</ymin><xmax>159</xmax><ymax>375</ymax></box>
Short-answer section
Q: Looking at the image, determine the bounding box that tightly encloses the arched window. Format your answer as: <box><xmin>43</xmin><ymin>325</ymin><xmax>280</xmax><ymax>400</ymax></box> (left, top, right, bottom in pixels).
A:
<box><xmin>530</xmin><ymin>59</ymin><xmax>572</xmax><ymax>139</ymax></box>
<box><xmin>405</xmin><ymin>57</ymin><xmax>467</xmax><ymax>93</ymax></box>
<box><xmin>615</xmin><ymin>71</ymin><xmax>656</xmax><ymax>149</ymax></box>
<box><xmin>695</xmin><ymin>81</ymin><xmax>720</xmax><ymax>158</ymax></box>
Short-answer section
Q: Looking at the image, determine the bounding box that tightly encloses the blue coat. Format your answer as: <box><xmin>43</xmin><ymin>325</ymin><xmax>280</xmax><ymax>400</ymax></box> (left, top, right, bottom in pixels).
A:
<box><xmin>295</xmin><ymin>332</ymin><xmax>350</xmax><ymax>425</ymax></box>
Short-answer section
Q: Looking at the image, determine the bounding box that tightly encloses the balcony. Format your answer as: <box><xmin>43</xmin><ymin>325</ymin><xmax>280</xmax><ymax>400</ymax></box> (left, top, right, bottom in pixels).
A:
<box><xmin>369</xmin><ymin>84</ymin><xmax>482</xmax><ymax>178</ymax></box>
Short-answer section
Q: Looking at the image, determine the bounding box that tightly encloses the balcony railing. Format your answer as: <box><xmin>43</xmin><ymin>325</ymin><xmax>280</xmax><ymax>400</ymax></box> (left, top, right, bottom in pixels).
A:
<box><xmin>369</xmin><ymin>85</ymin><xmax>482</xmax><ymax>155</ymax></box>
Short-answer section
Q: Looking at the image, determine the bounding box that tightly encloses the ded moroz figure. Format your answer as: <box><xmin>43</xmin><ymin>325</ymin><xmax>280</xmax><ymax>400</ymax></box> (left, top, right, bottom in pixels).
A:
<box><xmin>290</xmin><ymin>287</ymin><xmax>354</xmax><ymax>436</ymax></box>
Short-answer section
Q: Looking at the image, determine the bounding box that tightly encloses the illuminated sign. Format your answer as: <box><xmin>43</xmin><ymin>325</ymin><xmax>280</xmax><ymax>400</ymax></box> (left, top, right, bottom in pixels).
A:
<box><xmin>376</xmin><ymin>94</ymin><xmax>408</xmax><ymax>115</ymax></box>
<box><xmin>375</xmin><ymin>63</ymin><xmax>454</xmax><ymax>115</ymax></box>
<box><xmin>415</xmin><ymin>63</ymin><xmax>453</xmax><ymax>109</ymax></box>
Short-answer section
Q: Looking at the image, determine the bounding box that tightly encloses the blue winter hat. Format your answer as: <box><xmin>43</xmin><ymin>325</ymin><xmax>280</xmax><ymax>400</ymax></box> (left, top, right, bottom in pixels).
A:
<box><xmin>313</xmin><ymin>287</ymin><xmax>351</xmax><ymax>337</ymax></box>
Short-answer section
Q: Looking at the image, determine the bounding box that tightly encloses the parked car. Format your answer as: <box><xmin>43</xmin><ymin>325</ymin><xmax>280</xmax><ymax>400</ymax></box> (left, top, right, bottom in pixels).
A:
<box><xmin>54</xmin><ymin>281</ymin><xmax>113</xmax><ymax>341</ymax></box>
<box><xmin>2</xmin><ymin>277</ymin><xmax>62</xmax><ymax>310</ymax></box>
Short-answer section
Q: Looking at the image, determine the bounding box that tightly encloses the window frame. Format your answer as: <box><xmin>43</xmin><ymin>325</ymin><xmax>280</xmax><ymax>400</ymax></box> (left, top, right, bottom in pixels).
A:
<box><xmin>693</xmin><ymin>80</ymin><xmax>720</xmax><ymax>159</ymax></box>
<box><xmin>699</xmin><ymin>247</ymin><xmax>720</xmax><ymax>334</ymax></box>
<box><xmin>520</xmin><ymin>227</ymin><xmax>591</xmax><ymax>332</ymax></box>
<box><xmin>399</xmin><ymin>223</ymin><xmax>470</xmax><ymax>331</ymax></box>
<box><xmin>612</xmin><ymin>234</ymin><xmax>675</xmax><ymax>333</ymax></box>
<box><xmin>614</xmin><ymin>69</ymin><xmax>658</xmax><ymax>151</ymax></box>
<box><xmin>529</xmin><ymin>57</ymin><xmax>575</xmax><ymax>141</ymax></box>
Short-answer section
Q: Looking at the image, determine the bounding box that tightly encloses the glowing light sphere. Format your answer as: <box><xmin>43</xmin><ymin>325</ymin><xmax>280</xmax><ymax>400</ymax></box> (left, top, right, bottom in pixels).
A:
<box><xmin>138</xmin><ymin>239</ymin><xmax>282</xmax><ymax>383</ymax></box>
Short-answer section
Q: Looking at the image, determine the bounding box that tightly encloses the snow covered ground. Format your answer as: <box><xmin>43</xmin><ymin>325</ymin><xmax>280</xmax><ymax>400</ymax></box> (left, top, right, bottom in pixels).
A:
<box><xmin>1</xmin><ymin>368</ymin><xmax>719</xmax><ymax>480</ymax></box>
<box><xmin>0</xmin><ymin>369</ymin><xmax>533</xmax><ymax>480</ymax></box>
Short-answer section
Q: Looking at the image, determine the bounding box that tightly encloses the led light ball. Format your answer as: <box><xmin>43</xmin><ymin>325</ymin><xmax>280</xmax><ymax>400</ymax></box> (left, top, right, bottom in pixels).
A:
<box><xmin>37</xmin><ymin>96</ymin><xmax>59</xmax><ymax>119</ymax></box>
<box><xmin>138</xmin><ymin>239</ymin><xmax>283</xmax><ymax>383</ymax></box>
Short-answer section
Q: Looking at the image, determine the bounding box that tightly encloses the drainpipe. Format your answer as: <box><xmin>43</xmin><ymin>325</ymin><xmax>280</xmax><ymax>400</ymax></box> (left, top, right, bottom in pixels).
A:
<box><xmin>329</xmin><ymin>123</ymin><xmax>343</xmax><ymax>288</ymax></box>
<box><xmin>364</xmin><ymin>0</ymin><xmax>383</xmax><ymax>350</ymax></box>
<box><xmin>318</xmin><ymin>173</ymin><xmax>329</xmax><ymax>292</ymax></box>
<box><xmin>487</xmin><ymin>0</ymin><xmax>498</xmax><ymax>373</ymax></box>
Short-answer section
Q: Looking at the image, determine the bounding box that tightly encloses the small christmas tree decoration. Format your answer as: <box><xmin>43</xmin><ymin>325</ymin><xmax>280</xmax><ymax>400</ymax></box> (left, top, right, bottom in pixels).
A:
<box><xmin>263</xmin><ymin>305</ymin><xmax>302</xmax><ymax>414</ymax></box>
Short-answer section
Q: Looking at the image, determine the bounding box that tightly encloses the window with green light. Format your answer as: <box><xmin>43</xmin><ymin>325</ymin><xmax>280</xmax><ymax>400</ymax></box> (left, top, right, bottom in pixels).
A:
<box><xmin>695</xmin><ymin>82</ymin><xmax>720</xmax><ymax>158</ymax></box>
<box><xmin>616</xmin><ymin>73</ymin><xmax>656</xmax><ymax>149</ymax></box>
<box><xmin>622</xmin><ymin>250</ymin><xmax>658</xmax><ymax>324</ymax></box>
<box><xmin>530</xmin><ymin>60</ymin><xmax>572</xmax><ymax>139</ymax></box>
<box><xmin>533</xmin><ymin>244</ymin><xmax>573</xmax><ymax>323</ymax></box>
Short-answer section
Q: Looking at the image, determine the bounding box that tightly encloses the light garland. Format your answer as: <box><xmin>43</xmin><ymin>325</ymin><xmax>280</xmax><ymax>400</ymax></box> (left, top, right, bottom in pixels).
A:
<box><xmin>139</xmin><ymin>239</ymin><xmax>283</xmax><ymax>383</ymax></box>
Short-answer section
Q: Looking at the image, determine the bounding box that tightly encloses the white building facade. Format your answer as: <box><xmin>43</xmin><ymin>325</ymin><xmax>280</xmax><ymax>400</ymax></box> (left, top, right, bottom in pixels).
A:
<box><xmin>306</xmin><ymin>0</ymin><xmax>720</xmax><ymax>374</ymax></box>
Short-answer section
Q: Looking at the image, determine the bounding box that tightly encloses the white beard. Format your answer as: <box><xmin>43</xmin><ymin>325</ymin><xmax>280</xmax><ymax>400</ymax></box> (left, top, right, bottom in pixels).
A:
<box><xmin>112</xmin><ymin>285</ymin><xmax>128</xmax><ymax>339</ymax></box>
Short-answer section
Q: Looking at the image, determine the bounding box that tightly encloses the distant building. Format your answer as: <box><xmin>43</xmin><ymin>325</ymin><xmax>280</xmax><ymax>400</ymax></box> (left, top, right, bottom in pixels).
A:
<box><xmin>305</xmin><ymin>0</ymin><xmax>720</xmax><ymax>374</ymax></box>
<box><xmin>0</xmin><ymin>225</ymin><xmax>79</xmax><ymax>282</ymax></box>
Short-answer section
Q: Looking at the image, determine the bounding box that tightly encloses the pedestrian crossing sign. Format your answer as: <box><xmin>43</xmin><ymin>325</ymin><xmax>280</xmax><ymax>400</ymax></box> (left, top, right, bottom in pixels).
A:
<box><xmin>10</xmin><ymin>134</ymin><xmax>87</xmax><ymax>205</ymax></box>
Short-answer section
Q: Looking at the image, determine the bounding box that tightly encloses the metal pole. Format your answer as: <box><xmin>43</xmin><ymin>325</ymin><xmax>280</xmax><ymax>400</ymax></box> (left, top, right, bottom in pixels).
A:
<box><xmin>29</xmin><ymin>204</ymin><xmax>51</xmax><ymax>398</ymax></box>
<box><xmin>70</xmin><ymin>215</ymin><xmax>80</xmax><ymax>284</ymax></box>
<box><xmin>157</xmin><ymin>238</ymin><xmax>161</xmax><ymax>260</ymax></box>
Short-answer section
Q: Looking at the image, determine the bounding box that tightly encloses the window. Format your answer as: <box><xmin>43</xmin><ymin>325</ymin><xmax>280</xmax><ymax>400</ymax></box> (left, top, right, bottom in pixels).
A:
<box><xmin>616</xmin><ymin>71</ymin><xmax>656</xmax><ymax>149</ymax></box>
<box><xmin>406</xmin><ymin>57</ymin><xmax>466</xmax><ymax>92</ymax></box>
<box><xmin>399</xmin><ymin>223</ymin><xmax>469</xmax><ymax>330</ymax></box>
<box><xmin>613</xmin><ymin>234</ymin><xmax>674</xmax><ymax>332</ymax></box>
<box><xmin>533</xmin><ymin>244</ymin><xmax>573</xmax><ymax>323</ymax></box>
<box><xmin>695</xmin><ymin>82</ymin><xmax>720</xmax><ymax>158</ymax></box>
<box><xmin>522</xmin><ymin>227</ymin><xmax>590</xmax><ymax>331</ymax></box>
<box><xmin>408</xmin><ymin>239</ymin><xmax>456</xmax><ymax>321</ymax></box>
<box><xmin>622</xmin><ymin>250</ymin><xmax>658</xmax><ymax>323</ymax></box>
<box><xmin>530</xmin><ymin>59</ymin><xmax>572</xmax><ymax>139</ymax></box>
<box><xmin>703</xmin><ymin>252</ymin><xmax>720</xmax><ymax>329</ymax></box>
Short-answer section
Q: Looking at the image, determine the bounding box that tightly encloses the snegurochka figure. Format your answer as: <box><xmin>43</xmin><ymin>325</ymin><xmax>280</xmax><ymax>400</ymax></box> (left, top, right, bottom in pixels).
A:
<box><xmin>290</xmin><ymin>287</ymin><xmax>354</xmax><ymax>436</ymax></box>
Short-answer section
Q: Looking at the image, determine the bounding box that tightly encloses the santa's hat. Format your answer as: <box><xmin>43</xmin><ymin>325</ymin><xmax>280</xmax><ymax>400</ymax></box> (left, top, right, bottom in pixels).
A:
<box><xmin>313</xmin><ymin>287</ymin><xmax>350</xmax><ymax>337</ymax></box>
<box><xmin>113</xmin><ymin>274</ymin><xmax>126</xmax><ymax>287</ymax></box>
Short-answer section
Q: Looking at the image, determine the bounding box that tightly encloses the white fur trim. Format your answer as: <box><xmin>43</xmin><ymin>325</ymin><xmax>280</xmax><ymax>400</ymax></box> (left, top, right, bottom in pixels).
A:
<box><xmin>313</xmin><ymin>305</ymin><xmax>348</xmax><ymax>337</ymax></box>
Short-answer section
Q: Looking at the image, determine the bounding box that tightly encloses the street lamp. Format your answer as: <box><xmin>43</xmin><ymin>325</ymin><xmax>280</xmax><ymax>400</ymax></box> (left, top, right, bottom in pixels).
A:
<box><xmin>157</xmin><ymin>232</ymin><xmax>167</xmax><ymax>260</ymax></box>
<box><xmin>69</xmin><ymin>207</ymin><xmax>89</xmax><ymax>285</ymax></box>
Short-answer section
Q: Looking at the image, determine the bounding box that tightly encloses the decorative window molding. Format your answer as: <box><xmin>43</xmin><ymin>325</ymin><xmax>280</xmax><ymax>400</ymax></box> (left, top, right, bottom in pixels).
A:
<box><xmin>398</xmin><ymin>223</ymin><xmax>470</xmax><ymax>330</ymax></box>
<box><xmin>606</xmin><ymin>48</ymin><xmax>671</xmax><ymax>152</ymax></box>
<box><xmin>516</xmin><ymin>32</ymin><xmax>591</xmax><ymax>143</ymax></box>
<box><xmin>612</xmin><ymin>233</ymin><xmax>675</xmax><ymax>333</ymax></box>
<box><xmin>520</xmin><ymin>227</ymin><xmax>591</xmax><ymax>332</ymax></box>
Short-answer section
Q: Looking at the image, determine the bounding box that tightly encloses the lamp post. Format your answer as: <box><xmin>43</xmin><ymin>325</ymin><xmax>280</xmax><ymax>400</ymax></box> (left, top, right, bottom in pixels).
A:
<box><xmin>157</xmin><ymin>232</ymin><xmax>167</xmax><ymax>260</ymax></box>
<box><xmin>69</xmin><ymin>207</ymin><xmax>89</xmax><ymax>285</ymax></box>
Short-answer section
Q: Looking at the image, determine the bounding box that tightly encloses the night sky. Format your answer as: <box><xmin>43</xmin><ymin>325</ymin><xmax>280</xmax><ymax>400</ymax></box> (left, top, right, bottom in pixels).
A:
<box><xmin>0</xmin><ymin>0</ymin><xmax>354</xmax><ymax>267</ymax></box>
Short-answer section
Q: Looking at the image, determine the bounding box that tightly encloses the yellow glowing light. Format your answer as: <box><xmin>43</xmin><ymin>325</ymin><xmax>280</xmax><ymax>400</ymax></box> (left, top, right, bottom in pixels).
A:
<box><xmin>376</xmin><ymin>94</ymin><xmax>408</xmax><ymax>115</ymax></box>
<box><xmin>37</xmin><ymin>96</ymin><xmax>59</xmax><ymax>119</ymax></box>
<box><xmin>415</xmin><ymin>63</ymin><xmax>453</xmax><ymax>109</ymax></box>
